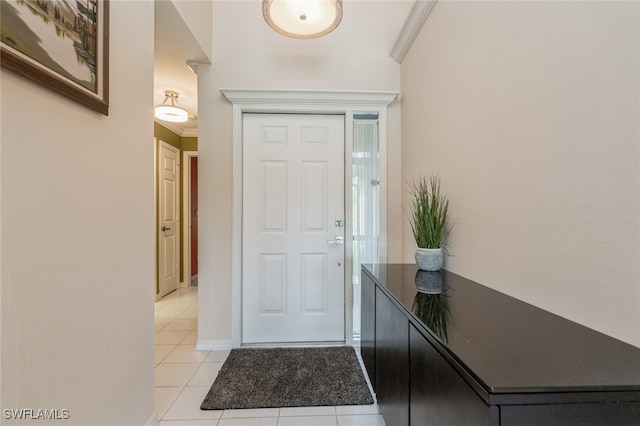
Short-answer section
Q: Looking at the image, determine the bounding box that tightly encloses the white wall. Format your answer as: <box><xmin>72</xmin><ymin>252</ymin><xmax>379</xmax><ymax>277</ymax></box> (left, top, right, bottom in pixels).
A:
<box><xmin>197</xmin><ymin>0</ymin><xmax>407</xmax><ymax>346</ymax></box>
<box><xmin>0</xmin><ymin>1</ymin><xmax>156</xmax><ymax>424</ymax></box>
<box><xmin>401</xmin><ymin>1</ymin><xmax>640</xmax><ymax>347</ymax></box>
<box><xmin>171</xmin><ymin>0</ymin><xmax>214</xmax><ymax>62</ymax></box>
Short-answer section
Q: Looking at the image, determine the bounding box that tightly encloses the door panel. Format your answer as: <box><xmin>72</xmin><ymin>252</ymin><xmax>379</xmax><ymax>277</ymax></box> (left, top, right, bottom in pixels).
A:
<box><xmin>302</xmin><ymin>161</ymin><xmax>328</xmax><ymax>231</ymax></box>
<box><xmin>301</xmin><ymin>253</ymin><xmax>328</xmax><ymax>313</ymax></box>
<box><xmin>242</xmin><ymin>113</ymin><xmax>345</xmax><ymax>344</ymax></box>
<box><xmin>262</xmin><ymin>161</ymin><xmax>288</xmax><ymax>231</ymax></box>
<box><xmin>158</xmin><ymin>142</ymin><xmax>179</xmax><ymax>297</ymax></box>
<box><xmin>261</xmin><ymin>254</ymin><xmax>287</xmax><ymax>314</ymax></box>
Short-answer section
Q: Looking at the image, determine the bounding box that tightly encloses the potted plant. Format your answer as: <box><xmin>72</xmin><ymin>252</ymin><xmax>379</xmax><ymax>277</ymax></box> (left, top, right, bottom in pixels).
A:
<box><xmin>407</xmin><ymin>174</ymin><xmax>454</xmax><ymax>271</ymax></box>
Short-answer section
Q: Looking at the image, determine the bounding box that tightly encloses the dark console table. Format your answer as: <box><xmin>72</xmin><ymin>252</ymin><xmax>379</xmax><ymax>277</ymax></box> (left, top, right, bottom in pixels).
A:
<box><xmin>361</xmin><ymin>264</ymin><xmax>640</xmax><ymax>426</ymax></box>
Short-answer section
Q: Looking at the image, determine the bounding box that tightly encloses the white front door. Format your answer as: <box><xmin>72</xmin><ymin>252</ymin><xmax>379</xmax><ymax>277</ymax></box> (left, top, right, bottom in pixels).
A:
<box><xmin>242</xmin><ymin>113</ymin><xmax>345</xmax><ymax>344</ymax></box>
<box><xmin>158</xmin><ymin>141</ymin><xmax>179</xmax><ymax>298</ymax></box>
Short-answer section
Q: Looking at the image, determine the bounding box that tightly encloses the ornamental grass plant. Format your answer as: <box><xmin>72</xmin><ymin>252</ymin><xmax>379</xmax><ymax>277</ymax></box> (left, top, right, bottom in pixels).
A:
<box><xmin>412</xmin><ymin>292</ymin><xmax>451</xmax><ymax>342</ymax></box>
<box><xmin>407</xmin><ymin>175</ymin><xmax>454</xmax><ymax>249</ymax></box>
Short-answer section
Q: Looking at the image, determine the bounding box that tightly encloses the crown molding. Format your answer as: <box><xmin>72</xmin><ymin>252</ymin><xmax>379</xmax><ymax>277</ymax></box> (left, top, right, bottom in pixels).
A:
<box><xmin>220</xmin><ymin>89</ymin><xmax>398</xmax><ymax>113</ymax></box>
<box><xmin>181</xmin><ymin>128</ymin><xmax>199</xmax><ymax>138</ymax></box>
<box><xmin>154</xmin><ymin>120</ymin><xmax>198</xmax><ymax>138</ymax></box>
<box><xmin>186</xmin><ymin>60</ymin><xmax>200</xmax><ymax>75</ymax></box>
<box><xmin>390</xmin><ymin>0</ymin><xmax>437</xmax><ymax>64</ymax></box>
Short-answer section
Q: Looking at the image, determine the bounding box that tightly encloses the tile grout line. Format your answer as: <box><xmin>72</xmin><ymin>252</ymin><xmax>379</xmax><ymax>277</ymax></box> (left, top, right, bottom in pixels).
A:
<box><xmin>156</xmin><ymin>287</ymin><xmax>385</xmax><ymax>425</ymax></box>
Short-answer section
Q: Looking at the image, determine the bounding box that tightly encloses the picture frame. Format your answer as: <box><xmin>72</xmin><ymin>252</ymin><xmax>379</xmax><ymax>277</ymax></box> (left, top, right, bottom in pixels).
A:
<box><xmin>1</xmin><ymin>0</ymin><xmax>109</xmax><ymax>115</ymax></box>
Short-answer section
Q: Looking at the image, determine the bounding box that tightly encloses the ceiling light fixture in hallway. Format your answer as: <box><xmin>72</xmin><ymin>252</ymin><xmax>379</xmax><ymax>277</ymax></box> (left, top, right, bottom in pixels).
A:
<box><xmin>155</xmin><ymin>90</ymin><xmax>189</xmax><ymax>123</ymax></box>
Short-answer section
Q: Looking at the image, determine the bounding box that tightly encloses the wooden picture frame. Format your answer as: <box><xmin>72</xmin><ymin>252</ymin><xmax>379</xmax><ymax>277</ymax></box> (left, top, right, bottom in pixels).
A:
<box><xmin>1</xmin><ymin>0</ymin><xmax>109</xmax><ymax>115</ymax></box>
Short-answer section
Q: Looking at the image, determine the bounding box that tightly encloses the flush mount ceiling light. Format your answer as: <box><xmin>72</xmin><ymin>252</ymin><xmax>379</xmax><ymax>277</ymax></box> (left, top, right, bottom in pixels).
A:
<box><xmin>155</xmin><ymin>90</ymin><xmax>188</xmax><ymax>123</ymax></box>
<box><xmin>262</xmin><ymin>0</ymin><xmax>343</xmax><ymax>39</ymax></box>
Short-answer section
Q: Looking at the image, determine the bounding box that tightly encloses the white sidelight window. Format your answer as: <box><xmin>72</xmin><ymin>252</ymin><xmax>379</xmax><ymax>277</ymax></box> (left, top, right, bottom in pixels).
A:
<box><xmin>352</xmin><ymin>115</ymin><xmax>380</xmax><ymax>337</ymax></box>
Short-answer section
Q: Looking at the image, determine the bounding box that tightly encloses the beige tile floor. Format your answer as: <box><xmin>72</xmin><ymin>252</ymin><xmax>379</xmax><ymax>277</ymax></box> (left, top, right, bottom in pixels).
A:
<box><xmin>155</xmin><ymin>286</ymin><xmax>385</xmax><ymax>426</ymax></box>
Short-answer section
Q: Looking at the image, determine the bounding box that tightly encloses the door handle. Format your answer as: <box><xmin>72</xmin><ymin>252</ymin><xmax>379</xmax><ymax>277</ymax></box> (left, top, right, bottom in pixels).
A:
<box><xmin>327</xmin><ymin>236</ymin><xmax>344</xmax><ymax>245</ymax></box>
<box><xmin>162</xmin><ymin>226</ymin><xmax>171</xmax><ymax>232</ymax></box>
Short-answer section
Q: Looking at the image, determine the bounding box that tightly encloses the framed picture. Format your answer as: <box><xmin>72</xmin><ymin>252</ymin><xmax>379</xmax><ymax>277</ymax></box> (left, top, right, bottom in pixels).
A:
<box><xmin>1</xmin><ymin>0</ymin><xmax>109</xmax><ymax>115</ymax></box>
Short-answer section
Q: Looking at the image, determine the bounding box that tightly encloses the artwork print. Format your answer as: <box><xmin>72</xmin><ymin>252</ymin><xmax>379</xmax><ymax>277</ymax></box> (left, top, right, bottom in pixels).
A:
<box><xmin>1</xmin><ymin>0</ymin><xmax>109</xmax><ymax>114</ymax></box>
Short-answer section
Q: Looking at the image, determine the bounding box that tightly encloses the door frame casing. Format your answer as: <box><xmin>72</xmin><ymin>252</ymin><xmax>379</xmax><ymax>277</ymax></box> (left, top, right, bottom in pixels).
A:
<box><xmin>182</xmin><ymin>150</ymin><xmax>198</xmax><ymax>287</ymax></box>
<box><xmin>221</xmin><ymin>89</ymin><xmax>398</xmax><ymax>348</ymax></box>
<box><xmin>154</xmin><ymin>138</ymin><xmax>159</xmax><ymax>300</ymax></box>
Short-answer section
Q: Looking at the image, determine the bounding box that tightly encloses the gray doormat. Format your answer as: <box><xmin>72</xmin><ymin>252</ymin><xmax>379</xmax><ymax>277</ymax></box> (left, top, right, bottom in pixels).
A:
<box><xmin>200</xmin><ymin>346</ymin><xmax>374</xmax><ymax>410</ymax></box>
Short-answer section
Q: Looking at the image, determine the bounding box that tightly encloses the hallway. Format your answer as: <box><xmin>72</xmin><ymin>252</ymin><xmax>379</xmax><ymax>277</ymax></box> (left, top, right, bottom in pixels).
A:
<box><xmin>154</xmin><ymin>286</ymin><xmax>385</xmax><ymax>425</ymax></box>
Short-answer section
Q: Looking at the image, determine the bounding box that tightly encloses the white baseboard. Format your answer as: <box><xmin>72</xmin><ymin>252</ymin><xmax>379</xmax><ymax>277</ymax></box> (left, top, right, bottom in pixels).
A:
<box><xmin>145</xmin><ymin>413</ymin><xmax>158</xmax><ymax>426</ymax></box>
<box><xmin>196</xmin><ymin>340</ymin><xmax>233</xmax><ymax>351</ymax></box>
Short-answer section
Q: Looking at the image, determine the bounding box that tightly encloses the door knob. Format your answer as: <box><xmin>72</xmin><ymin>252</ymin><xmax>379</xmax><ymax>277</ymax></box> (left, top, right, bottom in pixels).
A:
<box><xmin>162</xmin><ymin>226</ymin><xmax>171</xmax><ymax>232</ymax></box>
<box><xmin>327</xmin><ymin>236</ymin><xmax>344</xmax><ymax>245</ymax></box>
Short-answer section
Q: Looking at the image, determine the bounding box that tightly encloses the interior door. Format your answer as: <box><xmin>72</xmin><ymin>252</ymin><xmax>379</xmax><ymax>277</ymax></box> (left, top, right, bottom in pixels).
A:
<box><xmin>242</xmin><ymin>113</ymin><xmax>345</xmax><ymax>344</ymax></box>
<box><xmin>158</xmin><ymin>141</ymin><xmax>179</xmax><ymax>298</ymax></box>
<box><xmin>190</xmin><ymin>156</ymin><xmax>198</xmax><ymax>283</ymax></box>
